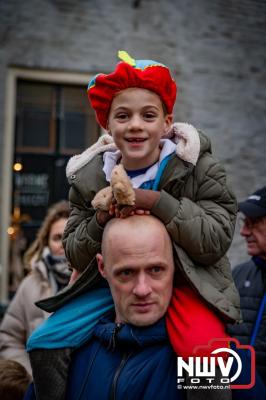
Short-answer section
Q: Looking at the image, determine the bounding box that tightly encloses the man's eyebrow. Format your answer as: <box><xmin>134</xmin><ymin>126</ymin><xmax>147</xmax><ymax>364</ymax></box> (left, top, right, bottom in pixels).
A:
<box><xmin>112</xmin><ymin>266</ymin><xmax>134</xmax><ymax>274</ymax></box>
<box><xmin>146</xmin><ymin>262</ymin><xmax>168</xmax><ymax>269</ymax></box>
<box><xmin>113</xmin><ymin>262</ymin><xmax>168</xmax><ymax>273</ymax></box>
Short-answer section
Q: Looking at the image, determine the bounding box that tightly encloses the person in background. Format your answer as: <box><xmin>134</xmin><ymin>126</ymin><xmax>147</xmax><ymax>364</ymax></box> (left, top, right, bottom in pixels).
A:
<box><xmin>0</xmin><ymin>200</ymin><xmax>71</xmax><ymax>376</ymax></box>
<box><xmin>0</xmin><ymin>359</ymin><xmax>31</xmax><ymax>400</ymax></box>
<box><xmin>228</xmin><ymin>186</ymin><xmax>266</xmax><ymax>384</ymax></box>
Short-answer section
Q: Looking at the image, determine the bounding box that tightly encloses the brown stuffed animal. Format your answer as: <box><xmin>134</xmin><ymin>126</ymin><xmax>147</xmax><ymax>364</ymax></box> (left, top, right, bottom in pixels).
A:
<box><xmin>91</xmin><ymin>165</ymin><xmax>135</xmax><ymax>211</ymax></box>
<box><xmin>91</xmin><ymin>186</ymin><xmax>113</xmax><ymax>211</ymax></box>
<box><xmin>111</xmin><ymin>165</ymin><xmax>135</xmax><ymax>206</ymax></box>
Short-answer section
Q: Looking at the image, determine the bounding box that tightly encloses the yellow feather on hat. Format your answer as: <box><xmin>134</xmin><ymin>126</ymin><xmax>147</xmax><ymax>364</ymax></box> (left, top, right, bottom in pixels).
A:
<box><xmin>118</xmin><ymin>50</ymin><xmax>136</xmax><ymax>66</ymax></box>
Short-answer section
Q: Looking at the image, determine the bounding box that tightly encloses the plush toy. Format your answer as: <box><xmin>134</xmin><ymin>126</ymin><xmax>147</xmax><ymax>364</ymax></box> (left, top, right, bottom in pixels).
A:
<box><xmin>111</xmin><ymin>165</ymin><xmax>135</xmax><ymax>206</ymax></box>
<box><xmin>91</xmin><ymin>186</ymin><xmax>113</xmax><ymax>211</ymax></box>
<box><xmin>91</xmin><ymin>165</ymin><xmax>135</xmax><ymax>211</ymax></box>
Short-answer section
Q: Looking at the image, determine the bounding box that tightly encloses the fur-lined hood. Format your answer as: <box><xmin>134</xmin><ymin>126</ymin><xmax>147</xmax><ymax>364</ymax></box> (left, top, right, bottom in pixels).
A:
<box><xmin>66</xmin><ymin>122</ymin><xmax>203</xmax><ymax>179</ymax></box>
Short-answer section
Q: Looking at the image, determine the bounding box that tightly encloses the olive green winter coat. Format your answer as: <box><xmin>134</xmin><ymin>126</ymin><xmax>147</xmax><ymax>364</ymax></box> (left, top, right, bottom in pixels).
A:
<box><xmin>57</xmin><ymin>123</ymin><xmax>240</xmax><ymax>323</ymax></box>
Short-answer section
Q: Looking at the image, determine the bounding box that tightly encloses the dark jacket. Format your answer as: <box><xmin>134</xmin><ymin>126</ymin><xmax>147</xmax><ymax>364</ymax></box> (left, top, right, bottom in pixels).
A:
<box><xmin>228</xmin><ymin>257</ymin><xmax>266</xmax><ymax>384</ymax></box>
<box><xmin>65</xmin><ymin>316</ymin><xmax>184</xmax><ymax>400</ymax></box>
<box><xmin>24</xmin><ymin>316</ymin><xmax>266</xmax><ymax>400</ymax></box>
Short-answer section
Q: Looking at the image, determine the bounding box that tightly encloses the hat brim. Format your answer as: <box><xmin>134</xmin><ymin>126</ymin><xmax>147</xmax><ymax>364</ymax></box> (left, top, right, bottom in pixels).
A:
<box><xmin>238</xmin><ymin>201</ymin><xmax>266</xmax><ymax>218</ymax></box>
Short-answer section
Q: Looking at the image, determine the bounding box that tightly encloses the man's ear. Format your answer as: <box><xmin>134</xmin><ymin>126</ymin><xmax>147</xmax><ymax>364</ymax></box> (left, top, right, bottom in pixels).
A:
<box><xmin>163</xmin><ymin>114</ymin><xmax>173</xmax><ymax>134</ymax></box>
<box><xmin>96</xmin><ymin>253</ymin><xmax>107</xmax><ymax>278</ymax></box>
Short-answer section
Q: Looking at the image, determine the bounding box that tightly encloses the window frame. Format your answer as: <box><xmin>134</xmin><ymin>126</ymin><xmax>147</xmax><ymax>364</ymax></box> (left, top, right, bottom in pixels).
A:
<box><xmin>0</xmin><ymin>67</ymin><xmax>105</xmax><ymax>302</ymax></box>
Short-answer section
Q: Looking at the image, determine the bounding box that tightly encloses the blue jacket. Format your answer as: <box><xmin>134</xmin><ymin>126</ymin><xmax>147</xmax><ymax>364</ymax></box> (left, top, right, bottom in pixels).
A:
<box><xmin>65</xmin><ymin>315</ymin><xmax>266</xmax><ymax>400</ymax></box>
<box><xmin>24</xmin><ymin>315</ymin><xmax>266</xmax><ymax>400</ymax></box>
<box><xmin>66</xmin><ymin>316</ymin><xmax>185</xmax><ymax>400</ymax></box>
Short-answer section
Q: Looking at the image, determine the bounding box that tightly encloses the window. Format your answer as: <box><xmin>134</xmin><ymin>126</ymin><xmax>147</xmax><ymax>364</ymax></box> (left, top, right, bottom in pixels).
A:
<box><xmin>15</xmin><ymin>80</ymin><xmax>99</xmax><ymax>154</ymax></box>
<box><xmin>10</xmin><ymin>79</ymin><xmax>100</xmax><ymax>288</ymax></box>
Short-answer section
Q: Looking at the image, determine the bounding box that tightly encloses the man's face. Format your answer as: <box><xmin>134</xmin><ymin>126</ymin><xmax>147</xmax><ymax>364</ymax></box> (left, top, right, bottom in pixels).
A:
<box><xmin>107</xmin><ymin>88</ymin><xmax>172</xmax><ymax>170</ymax></box>
<box><xmin>97</xmin><ymin>219</ymin><xmax>174</xmax><ymax>326</ymax></box>
<box><xmin>240</xmin><ymin>216</ymin><xmax>266</xmax><ymax>259</ymax></box>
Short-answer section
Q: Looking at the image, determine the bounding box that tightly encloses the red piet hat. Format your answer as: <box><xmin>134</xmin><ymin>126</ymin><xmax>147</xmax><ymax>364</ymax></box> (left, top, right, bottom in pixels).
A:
<box><xmin>87</xmin><ymin>51</ymin><xmax>177</xmax><ymax>129</ymax></box>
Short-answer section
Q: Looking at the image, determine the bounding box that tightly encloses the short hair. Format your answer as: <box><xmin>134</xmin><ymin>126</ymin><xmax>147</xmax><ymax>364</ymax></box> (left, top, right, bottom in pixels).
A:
<box><xmin>0</xmin><ymin>360</ymin><xmax>31</xmax><ymax>400</ymax></box>
<box><xmin>23</xmin><ymin>200</ymin><xmax>70</xmax><ymax>269</ymax></box>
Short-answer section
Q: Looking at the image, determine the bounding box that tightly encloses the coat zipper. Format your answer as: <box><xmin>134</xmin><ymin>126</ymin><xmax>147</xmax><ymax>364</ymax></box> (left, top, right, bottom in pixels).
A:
<box><xmin>110</xmin><ymin>351</ymin><xmax>132</xmax><ymax>400</ymax></box>
<box><xmin>108</xmin><ymin>323</ymin><xmax>122</xmax><ymax>352</ymax></box>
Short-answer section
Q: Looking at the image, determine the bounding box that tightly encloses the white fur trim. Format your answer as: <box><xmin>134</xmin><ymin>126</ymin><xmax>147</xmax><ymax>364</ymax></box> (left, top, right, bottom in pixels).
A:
<box><xmin>164</xmin><ymin>123</ymin><xmax>201</xmax><ymax>166</ymax></box>
<box><xmin>66</xmin><ymin>123</ymin><xmax>201</xmax><ymax>178</ymax></box>
<box><xmin>66</xmin><ymin>134</ymin><xmax>116</xmax><ymax>178</ymax></box>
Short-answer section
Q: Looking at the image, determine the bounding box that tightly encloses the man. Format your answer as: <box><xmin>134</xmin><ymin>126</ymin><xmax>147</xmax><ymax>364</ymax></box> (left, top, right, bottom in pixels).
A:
<box><xmin>25</xmin><ymin>215</ymin><xmax>265</xmax><ymax>400</ymax></box>
<box><xmin>228</xmin><ymin>186</ymin><xmax>266</xmax><ymax>384</ymax></box>
<box><xmin>65</xmin><ymin>215</ymin><xmax>184</xmax><ymax>400</ymax></box>
<box><xmin>61</xmin><ymin>215</ymin><xmax>265</xmax><ymax>400</ymax></box>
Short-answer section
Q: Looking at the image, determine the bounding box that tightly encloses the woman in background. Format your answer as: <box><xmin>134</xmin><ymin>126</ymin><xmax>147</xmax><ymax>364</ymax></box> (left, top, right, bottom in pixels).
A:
<box><xmin>0</xmin><ymin>200</ymin><xmax>71</xmax><ymax>376</ymax></box>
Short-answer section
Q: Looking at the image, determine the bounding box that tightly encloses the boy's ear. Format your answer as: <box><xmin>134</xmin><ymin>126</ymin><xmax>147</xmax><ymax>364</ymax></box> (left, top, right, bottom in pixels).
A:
<box><xmin>106</xmin><ymin>121</ymin><xmax>112</xmax><ymax>136</ymax></box>
<box><xmin>163</xmin><ymin>114</ymin><xmax>173</xmax><ymax>134</ymax></box>
<box><xmin>96</xmin><ymin>253</ymin><xmax>107</xmax><ymax>278</ymax></box>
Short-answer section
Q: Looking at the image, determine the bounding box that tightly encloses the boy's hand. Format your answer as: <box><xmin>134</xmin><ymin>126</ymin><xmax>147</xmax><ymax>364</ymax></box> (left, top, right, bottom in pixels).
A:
<box><xmin>109</xmin><ymin>189</ymin><xmax>159</xmax><ymax>218</ymax></box>
<box><xmin>109</xmin><ymin>199</ymin><xmax>133</xmax><ymax>218</ymax></box>
<box><xmin>134</xmin><ymin>188</ymin><xmax>160</xmax><ymax>210</ymax></box>
<box><xmin>110</xmin><ymin>203</ymin><xmax>151</xmax><ymax>218</ymax></box>
<box><xmin>96</xmin><ymin>210</ymin><xmax>113</xmax><ymax>226</ymax></box>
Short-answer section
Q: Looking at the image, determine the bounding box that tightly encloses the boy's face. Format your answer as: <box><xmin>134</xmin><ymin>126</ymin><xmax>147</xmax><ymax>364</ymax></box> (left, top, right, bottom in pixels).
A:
<box><xmin>107</xmin><ymin>88</ymin><xmax>173</xmax><ymax>170</ymax></box>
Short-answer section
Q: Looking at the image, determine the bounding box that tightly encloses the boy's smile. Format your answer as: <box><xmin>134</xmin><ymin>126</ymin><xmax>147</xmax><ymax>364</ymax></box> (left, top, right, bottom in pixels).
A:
<box><xmin>107</xmin><ymin>88</ymin><xmax>172</xmax><ymax>170</ymax></box>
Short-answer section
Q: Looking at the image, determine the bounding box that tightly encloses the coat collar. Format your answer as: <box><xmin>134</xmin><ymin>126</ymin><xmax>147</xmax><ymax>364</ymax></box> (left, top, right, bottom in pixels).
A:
<box><xmin>66</xmin><ymin>123</ymin><xmax>201</xmax><ymax>178</ymax></box>
<box><xmin>94</xmin><ymin>315</ymin><xmax>168</xmax><ymax>349</ymax></box>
